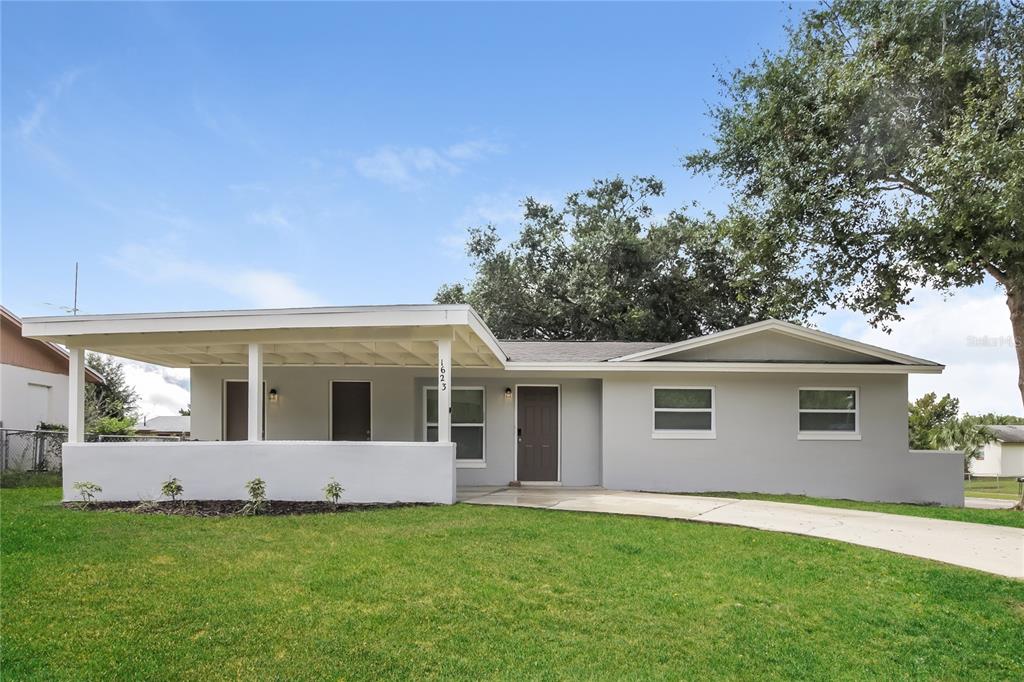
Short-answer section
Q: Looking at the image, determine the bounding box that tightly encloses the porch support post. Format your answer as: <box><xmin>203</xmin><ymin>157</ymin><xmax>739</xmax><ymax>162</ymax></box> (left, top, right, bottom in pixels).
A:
<box><xmin>67</xmin><ymin>347</ymin><xmax>86</xmax><ymax>443</ymax></box>
<box><xmin>437</xmin><ymin>335</ymin><xmax>451</xmax><ymax>443</ymax></box>
<box><xmin>247</xmin><ymin>343</ymin><xmax>264</xmax><ymax>441</ymax></box>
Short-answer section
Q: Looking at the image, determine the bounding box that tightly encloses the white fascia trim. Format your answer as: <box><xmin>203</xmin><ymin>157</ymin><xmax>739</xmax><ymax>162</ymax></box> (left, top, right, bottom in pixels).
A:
<box><xmin>505</xmin><ymin>361</ymin><xmax>944</xmax><ymax>374</ymax></box>
<box><xmin>608</xmin><ymin>319</ymin><xmax>940</xmax><ymax>367</ymax></box>
<box><xmin>466</xmin><ymin>308</ymin><xmax>509</xmax><ymax>365</ymax></box>
<box><xmin>22</xmin><ymin>305</ymin><xmax>478</xmax><ymax>337</ymax></box>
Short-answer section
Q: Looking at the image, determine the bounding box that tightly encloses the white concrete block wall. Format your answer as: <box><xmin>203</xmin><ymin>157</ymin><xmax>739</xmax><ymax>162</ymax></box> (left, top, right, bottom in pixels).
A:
<box><xmin>62</xmin><ymin>441</ymin><xmax>457</xmax><ymax>504</ymax></box>
<box><xmin>0</xmin><ymin>364</ymin><xmax>70</xmax><ymax>430</ymax></box>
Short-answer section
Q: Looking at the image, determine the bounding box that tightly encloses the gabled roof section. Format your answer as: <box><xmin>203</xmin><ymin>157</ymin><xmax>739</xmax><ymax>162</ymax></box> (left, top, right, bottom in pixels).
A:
<box><xmin>609</xmin><ymin>319</ymin><xmax>942</xmax><ymax>367</ymax></box>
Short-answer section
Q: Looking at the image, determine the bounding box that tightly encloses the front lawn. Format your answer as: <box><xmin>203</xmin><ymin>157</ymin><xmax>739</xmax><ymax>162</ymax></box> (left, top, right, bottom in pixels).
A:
<box><xmin>966</xmin><ymin>477</ymin><xmax>1023</xmax><ymax>501</ymax></box>
<box><xmin>2</xmin><ymin>488</ymin><xmax>1023</xmax><ymax>680</ymax></box>
<box><xmin>681</xmin><ymin>492</ymin><xmax>1024</xmax><ymax>528</ymax></box>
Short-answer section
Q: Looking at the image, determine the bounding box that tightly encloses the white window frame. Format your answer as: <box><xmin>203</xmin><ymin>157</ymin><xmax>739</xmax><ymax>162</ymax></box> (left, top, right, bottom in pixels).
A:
<box><xmin>423</xmin><ymin>385</ymin><xmax>486</xmax><ymax>468</ymax></box>
<box><xmin>651</xmin><ymin>386</ymin><xmax>716</xmax><ymax>440</ymax></box>
<box><xmin>797</xmin><ymin>387</ymin><xmax>861</xmax><ymax>441</ymax></box>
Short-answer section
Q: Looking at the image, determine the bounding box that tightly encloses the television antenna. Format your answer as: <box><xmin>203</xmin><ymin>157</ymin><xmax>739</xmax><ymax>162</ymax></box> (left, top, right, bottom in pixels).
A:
<box><xmin>42</xmin><ymin>262</ymin><xmax>80</xmax><ymax>315</ymax></box>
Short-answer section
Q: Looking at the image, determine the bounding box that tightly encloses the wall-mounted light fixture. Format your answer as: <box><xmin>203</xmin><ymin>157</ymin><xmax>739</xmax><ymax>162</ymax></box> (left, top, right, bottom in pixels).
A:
<box><xmin>268</xmin><ymin>388</ymin><xmax>279</xmax><ymax>403</ymax></box>
<box><xmin>504</xmin><ymin>387</ymin><xmax>513</xmax><ymax>401</ymax></box>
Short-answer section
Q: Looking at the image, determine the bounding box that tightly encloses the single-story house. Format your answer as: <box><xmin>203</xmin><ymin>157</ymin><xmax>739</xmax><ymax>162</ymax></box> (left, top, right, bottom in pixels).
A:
<box><xmin>1</xmin><ymin>305</ymin><xmax>103</xmax><ymax>431</ymax></box>
<box><xmin>134</xmin><ymin>415</ymin><xmax>191</xmax><ymax>439</ymax></box>
<box><xmin>21</xmin><ymin>304</ymin><xmax>964</xmax><ymax>506</ymax></box>
<box><xmin>972</xmin><ymin>425</ymin><xmax>1024</xmax><ymax>478</ymax></box>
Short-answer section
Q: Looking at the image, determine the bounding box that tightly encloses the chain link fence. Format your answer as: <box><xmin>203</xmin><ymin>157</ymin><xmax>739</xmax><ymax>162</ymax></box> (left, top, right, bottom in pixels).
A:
<box><xmin>0</xmin><ymin>429</ymin><xmax>183</xmax><ymax>472</ymax></box>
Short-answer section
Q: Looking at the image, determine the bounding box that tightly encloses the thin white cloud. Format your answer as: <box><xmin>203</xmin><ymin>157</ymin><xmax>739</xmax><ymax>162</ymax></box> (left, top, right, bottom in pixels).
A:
<box><xmin>818</xmin><ymin>285</ymin><xmax>1020</xmax><ymax>416</ymax></box>
<box><xmin>445</xmin><ymin>139</ymin><xmax>506</xmax><ymax>161</ymax></box>
<box><xmin>248</xmin><ymin>205</ymin><xmax>296</xmax><ymax>235</ymax></box>
<box><xmin>354</xmin><ymin>138</ymin><xmax>504</xmax><ymax>190</ymax></box>
<box><xmin>112</xmin><ymin>244</ymin><xmax>326</xmax><ymax>308</ymax></box>
<box><xmin>18</xmin><ymin>67</ymin><xmax>85</xmax><ymax>140</ymax></box>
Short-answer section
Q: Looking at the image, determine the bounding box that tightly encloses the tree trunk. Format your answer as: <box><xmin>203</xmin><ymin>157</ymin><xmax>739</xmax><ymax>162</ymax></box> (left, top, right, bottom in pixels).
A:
<box><xmin>1009</xmin><ymin>281</ymin><xmax>1024</xmax><ymax>412</ymax></box>
<box><xmin>1006</xmin><ymin>280</ymin><xmax>1024</xmax><ymax>510</ymax></box>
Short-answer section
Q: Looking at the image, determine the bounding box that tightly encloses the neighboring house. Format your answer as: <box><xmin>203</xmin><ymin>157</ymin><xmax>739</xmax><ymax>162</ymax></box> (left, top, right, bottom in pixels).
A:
<box><xmin>972</xmin><ymin>425</ymin><xmax>1024</xmax><ymax>478</ymax></box>
<box><xmin>1</xmin><ymin>306</ymin><xmax>102</xmax><ymax>431</ymax></box>
<box><xmin>135</xmin><ymin>415</ymin><xmax>191</xmax><ymax>439</ymax></box>
<box><xmin>22</xmin><ymin>304</ymin><xmax>964</xmax><ymax>506</ymax></box>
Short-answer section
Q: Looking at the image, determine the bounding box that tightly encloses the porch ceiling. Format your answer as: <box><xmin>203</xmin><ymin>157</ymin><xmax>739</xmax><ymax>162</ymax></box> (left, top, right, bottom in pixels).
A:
<box><xmin>21</xmin><ymin>305</ymin><xmax>507</xmax><ymax>369</ymax></box>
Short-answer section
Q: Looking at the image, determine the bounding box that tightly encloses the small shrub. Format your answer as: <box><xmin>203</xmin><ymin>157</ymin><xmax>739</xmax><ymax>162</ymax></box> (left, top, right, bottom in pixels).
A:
<box><xmin>161</xmin><ymin>476</ymin><xmax>184</xmax><ymax>502</ymax></box>
<box><xmin>323</xmin><ymin>478</ymin><xmax>345</xmax><ymax>505</ymax></box>
<box><xmin>72</xmin><ymin>481</ymin><xmax>102</xmax><ymax>507</ymax></box>
<box><xmin>241</xmin><ymin>477</ymin><xmax>268</xmax><ymax>516</ymax></box>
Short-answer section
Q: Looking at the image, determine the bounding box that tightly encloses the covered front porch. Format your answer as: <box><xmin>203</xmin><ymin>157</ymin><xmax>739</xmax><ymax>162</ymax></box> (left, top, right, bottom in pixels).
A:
<box><xmin>23</xmin><ymin>305</ymin><xmax>510</xmax><ymax>504</ymax></box>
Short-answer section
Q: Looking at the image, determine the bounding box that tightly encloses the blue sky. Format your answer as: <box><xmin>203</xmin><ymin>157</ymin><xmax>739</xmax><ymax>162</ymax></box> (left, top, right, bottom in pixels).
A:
<box><xmin>2</xmin><ymin>2</ymin><xmax>1018</xmax><ymax>416</ymax></box>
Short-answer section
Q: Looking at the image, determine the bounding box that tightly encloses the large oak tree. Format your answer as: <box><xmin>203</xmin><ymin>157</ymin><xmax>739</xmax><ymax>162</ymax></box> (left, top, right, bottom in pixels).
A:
<box><xmin>436</xmin><ymin>176</ymin><xmax>812</xmax><ymax>341</ymax></box>
<box><xmin>687</xmin><ymin>0</ymin><xmax>1024</xmax><ymax>407</ymax></box>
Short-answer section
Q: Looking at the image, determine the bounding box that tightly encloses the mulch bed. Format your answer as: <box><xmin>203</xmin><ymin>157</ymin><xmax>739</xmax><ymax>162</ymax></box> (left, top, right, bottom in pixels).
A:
<box><xmin>62</xmin><ymin>500</ymin><xmax>424</xmax><ymax>517</ymax></box>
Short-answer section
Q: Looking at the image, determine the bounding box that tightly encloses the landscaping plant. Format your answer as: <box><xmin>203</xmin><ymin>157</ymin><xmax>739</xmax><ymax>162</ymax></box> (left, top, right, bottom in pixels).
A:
<box><xmin>160</xmin><ymin>477</ymin><xmax>184</xmax><ymax>503</ymax></box>
<box><xmin>241</xmin><ymin>477</ymin><xmax>268</xmax><ymax>515</ymax></box>
<box><xmin>323</xmin><ymin>478</ymin><xmax>345</xmax><ymax>505</ymax></box>
<box><xmin>72</xmin><ymin>481</ymin><xmax>102</xmax><ymax>508</ymax></box>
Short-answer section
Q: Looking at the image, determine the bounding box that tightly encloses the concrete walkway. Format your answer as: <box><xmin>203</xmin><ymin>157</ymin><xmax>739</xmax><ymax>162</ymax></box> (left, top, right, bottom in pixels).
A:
<box><xmin>459</xmin><ymin>487</ymin><xmax>1024</xmax><ymax>579</ymax></box>
<box><xmin>965</xmin><ymin>496</ymin><xmax>1018</xmax><ymax>510</ymax></box>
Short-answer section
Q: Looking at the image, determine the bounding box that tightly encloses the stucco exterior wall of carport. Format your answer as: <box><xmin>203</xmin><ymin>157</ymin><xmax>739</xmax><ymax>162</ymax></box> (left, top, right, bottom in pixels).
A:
<box><xmin>600</xmin><ymin>371</ymin><xmax>963</xmax><ymax>506</ymax></box>
<box><xmin>190</xmin><ymin>367</ymin><xmax>603</xmax><ymax>487</ymax></box>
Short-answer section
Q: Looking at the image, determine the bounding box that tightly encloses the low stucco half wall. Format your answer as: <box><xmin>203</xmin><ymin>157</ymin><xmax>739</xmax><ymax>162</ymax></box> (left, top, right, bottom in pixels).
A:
<box><xmin>62</xmin><ymin>441</ymin><xmax>457</xmax><ymax>504</ymax></box>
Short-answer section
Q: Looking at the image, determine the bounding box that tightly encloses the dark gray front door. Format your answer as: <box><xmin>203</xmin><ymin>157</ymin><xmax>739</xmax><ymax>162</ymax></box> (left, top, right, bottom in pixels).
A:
<box><xmin>224</xmin><ymin>381</ymin><xmax>264</xmax><ymax>440</ymax></box>
<box><xmin>517</xmin><ymin>386</ymin><xmax>559</xmax><ymax>481</ymax></box>
<box><xmin>332</xmin><ymin>381</ymin><xmax>371</xmax><ymax>441</ymax></box>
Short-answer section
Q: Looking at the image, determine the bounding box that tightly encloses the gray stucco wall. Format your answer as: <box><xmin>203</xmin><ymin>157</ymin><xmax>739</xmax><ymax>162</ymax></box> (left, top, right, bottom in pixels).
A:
<box><xmin>190</xmin><ymin>367</ymin><xmax>603</xmax><ymax>488</ymax></box>
<box><xmin>601</xmin><ymin>371</ymin><xmax>962</xmax><ymax>505</ymax></box>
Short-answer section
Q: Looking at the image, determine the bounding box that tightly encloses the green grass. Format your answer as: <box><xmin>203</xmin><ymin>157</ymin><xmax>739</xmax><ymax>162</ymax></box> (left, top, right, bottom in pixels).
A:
<box><xmin>0</xmin><ymin>470</ymin><xmax>62</xmax><ymax>489</ymax></box>
<box><xmin>679</xmin><ymin>492</ymin><xmax>1024</xmax><ymax>528</ymax></box>
<box><xmin>2</xmin><ymin>488</ymin><xmax>1023</xmax><ymax>680</ymax></box>
<box><xmin>966</xmin><ymin>477</ymin><xmax>1024</xmax><ymax>501</ymax></box>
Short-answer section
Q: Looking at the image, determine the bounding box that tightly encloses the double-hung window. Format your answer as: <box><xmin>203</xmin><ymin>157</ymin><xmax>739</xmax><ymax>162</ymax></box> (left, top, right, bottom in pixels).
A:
<box><xmin>425</xmin><ymin>386</ymin><xmax>486</xmax><ymax>466</ymax></box>
<box><xmin>652</xmin><ymin>387</ymin><xmax>715</xmax><ymax>439</ymax></box>
<box><xmin>798</xmin><ymin>388</ymin><xmax>860</xmax><ymax>440</ymax></box>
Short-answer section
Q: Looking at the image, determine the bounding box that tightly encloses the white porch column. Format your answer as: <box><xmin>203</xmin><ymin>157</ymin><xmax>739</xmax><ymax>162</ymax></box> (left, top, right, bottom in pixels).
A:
<box><xmin>437</xmin><ymin>336</ymin><xmax>452</xmax><ymax>443</ymax></box>
<box><xmin>247</xmin><ymin>343</ymin><xmax>264</xmax><ymax>441</ymax></box>
<box><xmin>67</xmin><ymin>347</ymin><xmax>86</xmax><ymax>443</ymax></box>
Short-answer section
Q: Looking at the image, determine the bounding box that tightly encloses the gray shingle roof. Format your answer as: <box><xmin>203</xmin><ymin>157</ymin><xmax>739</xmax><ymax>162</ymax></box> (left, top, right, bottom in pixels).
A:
<box><xmin>498</xmin><ymin>341</ymin><xmax>666</xmax><ymax>362</ymax></box>
<box><xmin>983</xmin><ymin>424</ymin><xmax>1024</xmax><ymax>443</ymax></box>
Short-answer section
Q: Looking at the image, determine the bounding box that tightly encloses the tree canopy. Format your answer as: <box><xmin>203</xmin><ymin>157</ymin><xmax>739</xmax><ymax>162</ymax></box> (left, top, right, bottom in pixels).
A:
<box><xmin>686</xmin><ymin>0</ymin><xmax>1024</xmax><ymax>407</ymax></box>
<box><xmin>85</xmin><ymin>353</ymin><xmax>139</xmax><ymax>430</ymax></box>
<box><xmin>435</xmin><ymin>176</ymin><xmax>812</xmax><ymax>341</ymax></box>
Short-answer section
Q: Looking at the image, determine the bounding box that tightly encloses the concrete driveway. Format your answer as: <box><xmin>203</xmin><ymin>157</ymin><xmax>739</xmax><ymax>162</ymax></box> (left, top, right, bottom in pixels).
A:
<box><xmin>459</xmin><ymin>487</ymin><xmax>1024</xmax><ymax>579</ymax></box>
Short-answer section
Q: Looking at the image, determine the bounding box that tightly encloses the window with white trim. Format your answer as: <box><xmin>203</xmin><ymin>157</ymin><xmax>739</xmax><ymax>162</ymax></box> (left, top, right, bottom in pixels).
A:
<box><xmin>425</xmin><ymin>387</ymin><xmax>485</xmax><ymax>462</ymax></box>
<box><xmin>798</xmin><ymin>388</ymin><xmax>858</xmax><ymax>437</ymax></box>
<box><xmin>653</xmin><ymin>387</ymin><xmax>715</xmax><ymax>438</ymax></box>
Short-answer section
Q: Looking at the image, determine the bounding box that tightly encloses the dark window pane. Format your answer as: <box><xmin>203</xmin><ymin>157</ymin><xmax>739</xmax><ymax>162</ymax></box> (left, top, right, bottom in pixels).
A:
<box><xmin>655</xmin><ymin>388</ymin><xmax>712</xmax><ymax>409</ymax></box>
<box><xmin>426</xmin><ymin>390</ymin><xmax>438</xmax><ymax>424</ymax></box>
<box><xmin>799</xmin><ymin>389</ymin><xmax>855</xmax><ymax>410</ymax></box>
<box><xmin>426</xmin><ymin>426</ymin><xmax>438</xmax><ymax>442</ymax></box>
<box><xmin>655</xmin><ymin>411</ymin><xmax>713</xmax><ymax>431</ymax></box>
<box><xmin>454</xmin><ymin>426</ymin><xmax>484</xmax><ymax>459</ymax></box>
<box><xmin>452</xmin><ymin>389</ymin><xmax>484</xmax><ymax>424</ymax></box>
<box><xmin>799</xmin><ymin>412</ymin><xmax>856</xmax><ymax>431</ymax></box>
